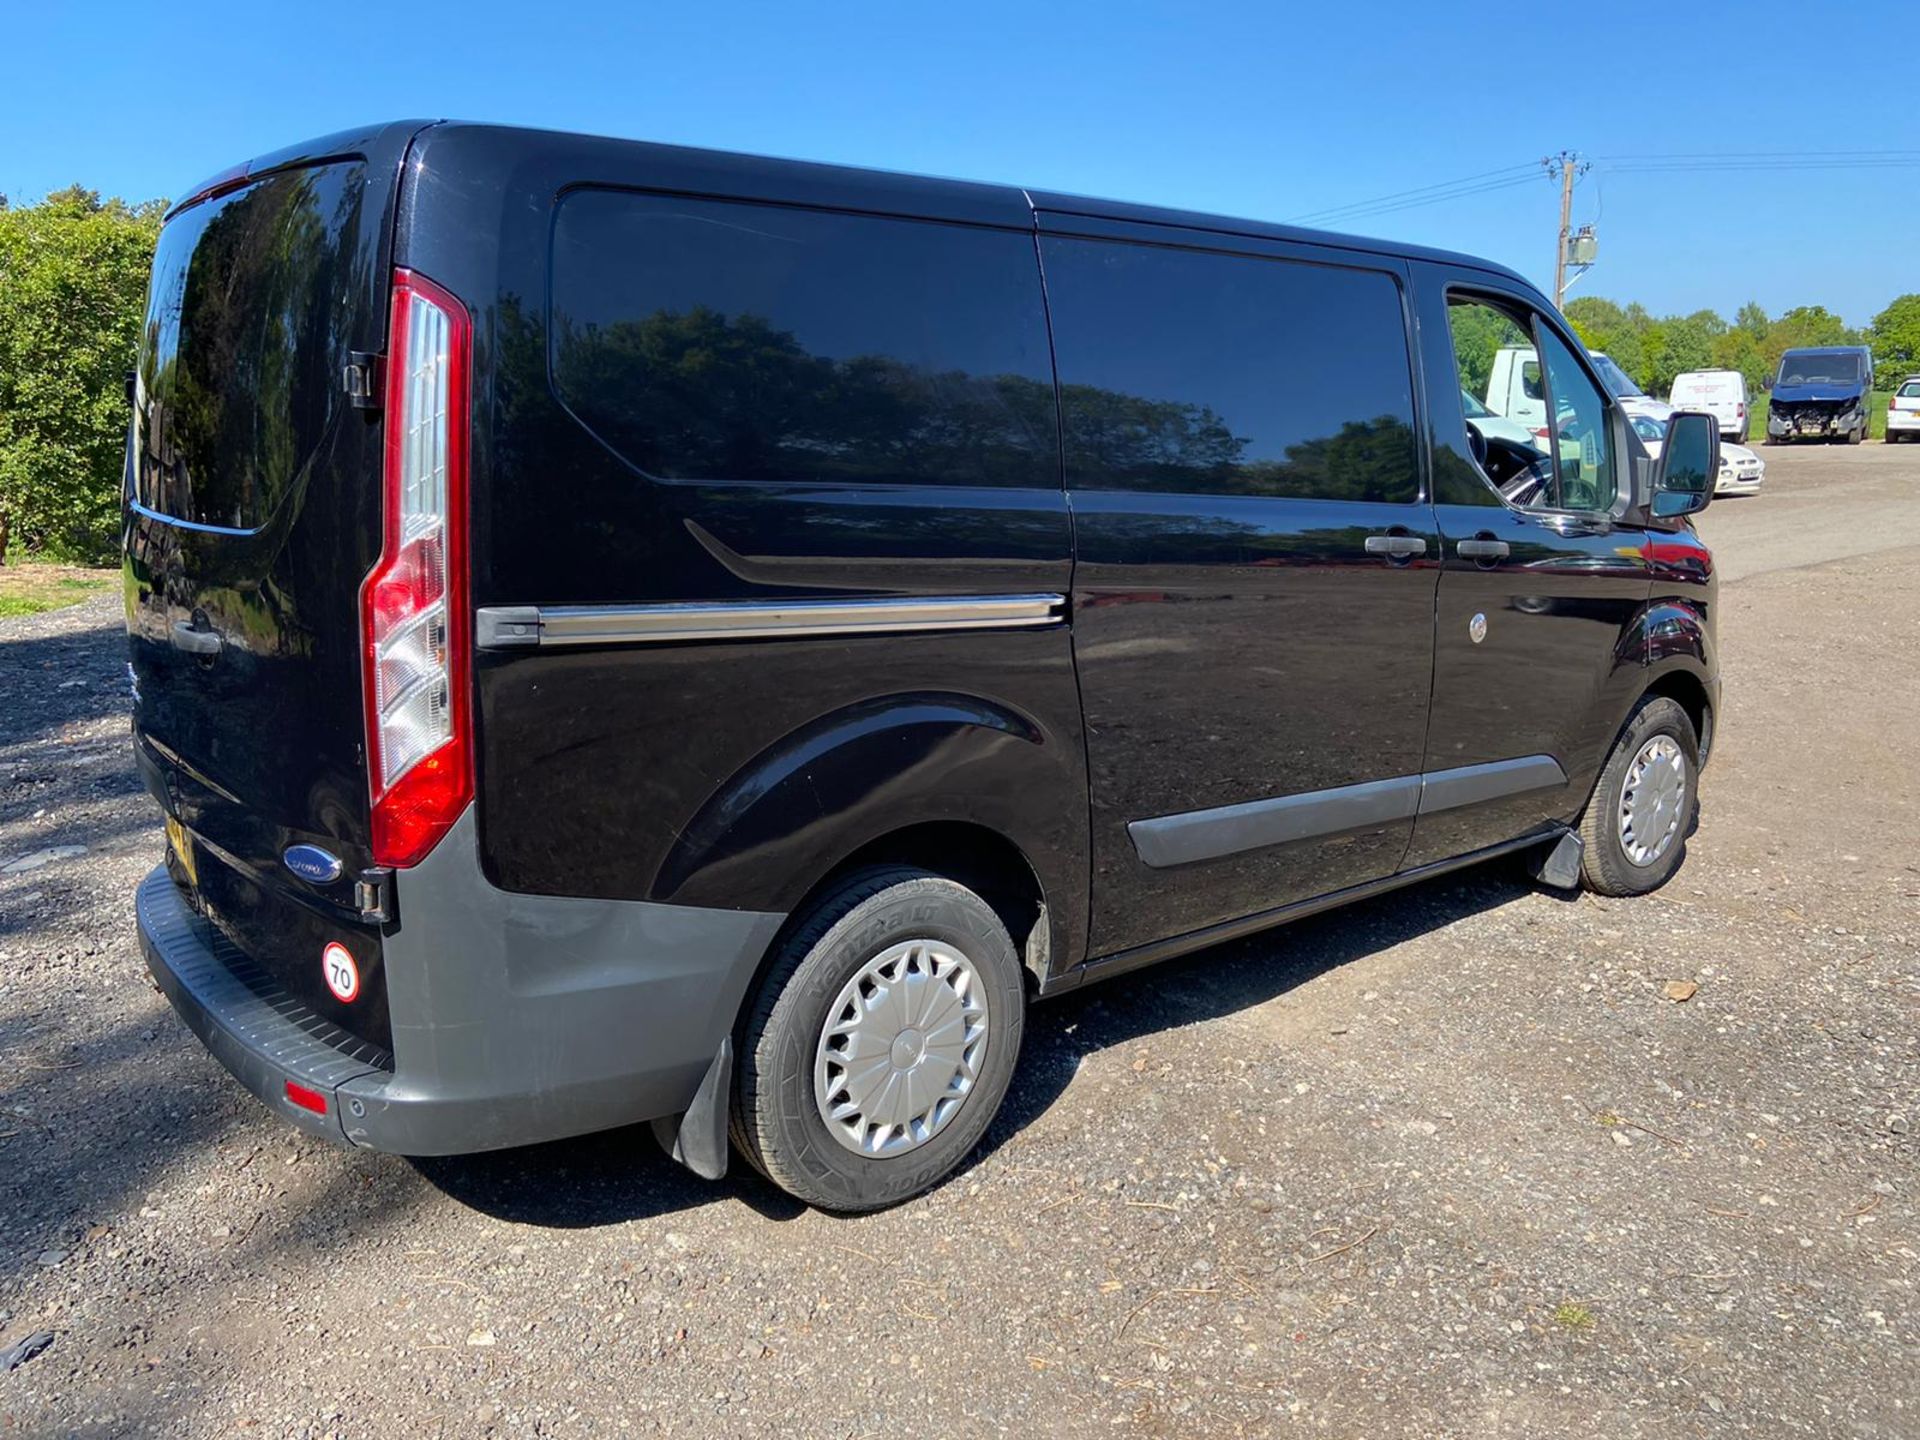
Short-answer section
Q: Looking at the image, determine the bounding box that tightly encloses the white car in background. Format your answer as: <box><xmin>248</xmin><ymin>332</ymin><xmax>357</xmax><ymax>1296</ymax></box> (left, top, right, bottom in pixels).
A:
<box><xmin>1587</xmin><ymin>352</ymin><xmax>1674</xmax><ymax>424</ymax></box>
<box><xmin>1888</xmin><ymin>377</ymin><xmax>1920</xmax><ymax>443</ymax></box>
<box><xmin>1632</xmin><ymin>414</ymin><xmax>1765</xmax><ymax>495</ymax></box>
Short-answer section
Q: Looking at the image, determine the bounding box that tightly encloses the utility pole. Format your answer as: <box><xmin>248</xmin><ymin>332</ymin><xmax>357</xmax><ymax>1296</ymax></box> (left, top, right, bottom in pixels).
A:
<box><xmin>1543</xmin><ymin>151</ymin><xmax>1590</xmax><ymax>312</ymax></box>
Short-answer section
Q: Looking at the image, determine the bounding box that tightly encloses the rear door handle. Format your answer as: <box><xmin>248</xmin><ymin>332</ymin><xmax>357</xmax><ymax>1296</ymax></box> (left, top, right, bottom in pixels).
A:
<box><xmin>1457</xmin><ymin>538</ymin><xmax>1511</xmax><ymax>560</ymax></box>
<box><xmin>1364</xmin><ymin>534</ymin><xmax>1427</xmax><ymax>558</ymax></box>
<box><xmin>170</xmin><ymin>621</ymin><xmax>223</xmax><ymax>657</ymax></box>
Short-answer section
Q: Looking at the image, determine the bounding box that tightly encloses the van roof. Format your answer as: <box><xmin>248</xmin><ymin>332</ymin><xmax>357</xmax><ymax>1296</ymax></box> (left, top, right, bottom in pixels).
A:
<box><xmin>182</xmin><ymin>119</ymin><xmax>1542</xmax><ymax>301</ymax></box>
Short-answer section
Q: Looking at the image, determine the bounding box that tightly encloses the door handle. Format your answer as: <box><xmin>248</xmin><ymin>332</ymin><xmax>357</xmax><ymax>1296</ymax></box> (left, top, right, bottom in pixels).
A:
<box><xmin>1364</xmin><ymin>534</ymin><xmax>1428</xmax><ymax>558</ymax></box>
<box><xmin>1457</xmin><ymin>538</ymin><xmax>1511</xmax><ymax>560</ymax></box>
<box><xmin>170</xmin><ymin>621</ymin><xmax>223</xmax><ymax>657</ymax></box>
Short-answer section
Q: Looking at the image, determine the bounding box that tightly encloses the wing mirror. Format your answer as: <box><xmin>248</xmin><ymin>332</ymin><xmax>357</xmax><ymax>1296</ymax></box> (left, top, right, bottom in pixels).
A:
<box><xmin>1652</xmin><ymin>410</ymin><xmax>1718</xmax><ymax>518</ymax></box>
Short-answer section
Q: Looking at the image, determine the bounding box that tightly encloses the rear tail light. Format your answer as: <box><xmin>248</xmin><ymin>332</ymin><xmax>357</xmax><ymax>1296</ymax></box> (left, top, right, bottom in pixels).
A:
<box><xmin>360</xmin><ymin>269</ymin><xmax>472</xmax><ymax>868</ymax></box>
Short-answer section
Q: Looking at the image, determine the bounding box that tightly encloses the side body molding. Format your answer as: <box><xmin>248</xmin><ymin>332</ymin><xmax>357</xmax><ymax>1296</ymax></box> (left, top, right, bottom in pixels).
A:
<box><xmin>1128</xmin><ymin>755</ymin><xmax>1567</xmax><ymax>870</ymax></box>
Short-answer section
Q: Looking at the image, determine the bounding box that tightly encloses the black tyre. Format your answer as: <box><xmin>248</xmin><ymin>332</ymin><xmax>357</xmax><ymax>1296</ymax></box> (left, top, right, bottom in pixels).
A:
<box><xmin>1578</xmin><ymin>696</ymin><xmax>1699</xmax><ymax>897</ymax></box>
<box><xmin>731</xmin><ymin>866</ymin><xmax>1026</xmax><ymax>1212</ymax></box>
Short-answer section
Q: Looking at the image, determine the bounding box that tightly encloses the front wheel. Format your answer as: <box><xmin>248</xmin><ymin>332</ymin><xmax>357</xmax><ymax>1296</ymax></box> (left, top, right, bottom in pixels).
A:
<box><xmin>1578</xmin><ymin>696</ymin><xmax>1699</xmax><ymax>897</ymax></box>
<box><xmin>731</xmin><ymin>866</ymin><xmax>1026</xmax><ymax>1211</ymax></box>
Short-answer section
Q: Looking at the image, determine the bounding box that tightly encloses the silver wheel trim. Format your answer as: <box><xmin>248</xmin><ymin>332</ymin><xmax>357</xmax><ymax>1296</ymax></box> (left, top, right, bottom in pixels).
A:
<box><xmin>813</xmin><ymin>939</ymin><xmax>989</xmax><ymax>1158</ymax></box>
<box><xmin>1619</xmin><ymin>734</ymin><xmax>1687</xmax><ymax>867</ymax></box>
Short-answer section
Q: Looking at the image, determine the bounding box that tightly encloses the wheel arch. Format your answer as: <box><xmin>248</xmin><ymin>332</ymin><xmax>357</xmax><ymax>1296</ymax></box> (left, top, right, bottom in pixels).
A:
<box><xmin>1641</xmin><ymin>667</ymin><xmax>1715</xmax><ymax>763</ymax></box>
<box><xmin>655</xmin><ymin>689</ymin><xmax>1088</xmax><ymax>989</ymax></box>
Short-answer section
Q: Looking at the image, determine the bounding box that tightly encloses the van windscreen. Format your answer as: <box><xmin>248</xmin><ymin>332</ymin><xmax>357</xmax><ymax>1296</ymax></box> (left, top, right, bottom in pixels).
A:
<box><xmin>134</xmin><ymin>162</ymin><xmax>366</xmax><ymax>530</ymax></box>
<box><xmin>1777</xmin><ymin>352</ymin><xmax>1861</xmax><ymax>385</ymax></box>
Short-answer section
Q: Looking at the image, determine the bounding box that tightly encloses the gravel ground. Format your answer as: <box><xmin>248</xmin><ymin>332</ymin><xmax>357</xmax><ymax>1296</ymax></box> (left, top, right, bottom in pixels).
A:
<box><xmin>2</xmin><ymin>444</ymin><xmax>1915</xmax><ymax>1438</ymax></box>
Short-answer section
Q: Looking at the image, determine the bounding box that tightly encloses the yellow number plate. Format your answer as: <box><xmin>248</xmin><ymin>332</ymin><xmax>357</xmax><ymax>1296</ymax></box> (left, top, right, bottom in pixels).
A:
<box><xmin>165</xmin><ymin>815</ymin><xmax>199</xmax><ymax>888</ymax></box>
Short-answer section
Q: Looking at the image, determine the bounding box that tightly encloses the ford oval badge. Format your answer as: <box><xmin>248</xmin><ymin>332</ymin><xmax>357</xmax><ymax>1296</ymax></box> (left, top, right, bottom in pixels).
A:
<box><xmin>283</xmin><ymin>844</ymin><xmax>344</xmax><ymax>885</ymax></box>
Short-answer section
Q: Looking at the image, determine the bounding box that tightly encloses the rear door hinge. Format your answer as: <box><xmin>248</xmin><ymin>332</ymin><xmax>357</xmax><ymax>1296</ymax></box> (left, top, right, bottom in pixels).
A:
<box><xmin>343</xmin><ymin>352</ymin><xmax>384</xmax><ymax>410</ymax></box>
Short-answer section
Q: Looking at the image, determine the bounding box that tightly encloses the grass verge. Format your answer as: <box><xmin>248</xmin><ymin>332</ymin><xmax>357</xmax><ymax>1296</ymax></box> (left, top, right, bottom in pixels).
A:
<box><xmin>0</xmin><ymin>563</ymin><xmax>118</xmax><ymax>618</ymax></box>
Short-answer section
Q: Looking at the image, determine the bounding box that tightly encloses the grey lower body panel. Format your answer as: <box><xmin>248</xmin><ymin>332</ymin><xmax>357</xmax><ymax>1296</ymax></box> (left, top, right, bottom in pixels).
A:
<box><xmin>138</xmin><ymin>807</ymin><xmax>786</xmax><ymax>1157</ymax></box>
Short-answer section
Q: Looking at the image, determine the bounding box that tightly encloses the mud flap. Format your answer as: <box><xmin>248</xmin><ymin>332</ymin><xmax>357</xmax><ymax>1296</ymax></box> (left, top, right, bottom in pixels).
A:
<box><xmin>1527</xmin><ymin>830</ymin><xmax>1584</xmax><ymax>891</ymax></box>
<box><xmin>650</xmin><ymin>1036</ymin><xmax>731</xmax><ymax>1180</ymax></box>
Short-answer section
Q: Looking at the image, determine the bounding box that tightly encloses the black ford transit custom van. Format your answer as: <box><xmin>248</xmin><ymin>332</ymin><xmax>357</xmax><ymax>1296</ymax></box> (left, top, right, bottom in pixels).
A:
<box><xmin>127</xmin><ymin>120</ymin><xmax>1723</xmax><ymax>1211</ymax></box>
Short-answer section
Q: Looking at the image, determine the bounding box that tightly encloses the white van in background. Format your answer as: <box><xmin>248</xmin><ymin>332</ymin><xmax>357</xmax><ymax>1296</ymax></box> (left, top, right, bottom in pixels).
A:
<box><xmin>1670</xmin><ymin>369</ymin><xmax>1750</xmax><ymax>443</ymax></box>
<box><xmin>1487</xmin><ymin>345</ymin><xmax>1671</xmax><ymax>430</ymax></box>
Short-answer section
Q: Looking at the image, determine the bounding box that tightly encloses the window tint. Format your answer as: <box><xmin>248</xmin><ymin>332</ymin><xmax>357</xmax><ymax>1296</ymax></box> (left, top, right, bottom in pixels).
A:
<box><xmin>549</xmin><ymin>191</ymin><xmax>1057</xmax><ymax>488</ymax></box>
<box><xmin>135</xmin><ymin>163</ymin><xmax>366</xmax><ymax>529</ymax></box>
<box><xmin>1041</xmin><ymin>238</ymin><xmax>1418</xmax><ymax>503</ymax></box>
<box><xmin>1444</xmin><ymin>295</ymin><xmax>1617</xmax><ymax>513</ymax></box>
<box><xmin>1536</xmin><ymin>328</ymin><xmax>1617</xmax><ymax>512</ymax></box>
<box><xmin>1899</xmin><ymin>381</ymin><xmax>1920</xmax><ymax>398</ymax></box>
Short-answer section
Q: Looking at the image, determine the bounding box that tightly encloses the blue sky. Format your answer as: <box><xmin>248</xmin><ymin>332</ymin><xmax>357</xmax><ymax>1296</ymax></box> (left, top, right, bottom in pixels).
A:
<box><xmin>5</xmin><ymin>1</ymin><xmax>1913</xmax><ymax>327</ymax></box>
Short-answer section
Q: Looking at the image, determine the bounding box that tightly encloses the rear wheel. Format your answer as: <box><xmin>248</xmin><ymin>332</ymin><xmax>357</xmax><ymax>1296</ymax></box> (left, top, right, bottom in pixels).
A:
<box><xmin>1579</xmin><ymin>697</ymin><xmax>1699</xmax><ymax>897</ymax></box>
<box><xmin>731</xmin><ymin>866</ymin><xmax>1026</xmax><ymax>1211</ymax></box>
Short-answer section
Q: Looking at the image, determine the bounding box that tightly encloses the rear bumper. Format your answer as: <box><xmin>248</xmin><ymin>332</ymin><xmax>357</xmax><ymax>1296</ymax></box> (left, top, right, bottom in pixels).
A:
<box><xmin>138</xmin><ymin>867</ymin><xmax>383</xmax><ymax>1145</ymax></box>
<box><xmin>1887</xmin><ymin>412</ymin><xmax>1920</xmax><ymax>433</ymax></box>
<box><xmin>138</xmin><ymin>808</ymin><xmax>786</xmax><ymax>1156</ymax></box>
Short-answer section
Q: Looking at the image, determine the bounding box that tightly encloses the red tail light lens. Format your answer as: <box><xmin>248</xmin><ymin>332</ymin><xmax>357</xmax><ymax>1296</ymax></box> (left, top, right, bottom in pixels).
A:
<box><xmin>360</xmin><ymin>269</ymin><xmax>472</xmax><ymax>868</ymax></box>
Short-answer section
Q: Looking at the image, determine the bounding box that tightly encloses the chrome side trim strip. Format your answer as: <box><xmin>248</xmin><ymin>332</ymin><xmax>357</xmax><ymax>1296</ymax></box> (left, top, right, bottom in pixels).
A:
<box><xmin>1126</xmin><ymin>755</ymin><xmax>1568</xmax><ymax>870</ymax></box>
<box><xmin>476</xmin><ymin>594</ymin><xmax>1068</xmax><ymax>650</ymax></box>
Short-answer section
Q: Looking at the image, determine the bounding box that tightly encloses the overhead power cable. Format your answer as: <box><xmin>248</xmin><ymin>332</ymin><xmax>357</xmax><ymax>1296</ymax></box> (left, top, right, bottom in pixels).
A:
<box><xmin>1287</xmin><ymin>146</ymin><xmax>1920</xmax><ymax>235</ymax></box>
<box><xmin>1286</xmin><ymin>162</ymin><xmax>1537</xmax><ymax>225</ymax></box>
<box><xmin>1318</xmin><ymin>174</ymin><xmax>1540</xmax><ymax>225</ymax></box>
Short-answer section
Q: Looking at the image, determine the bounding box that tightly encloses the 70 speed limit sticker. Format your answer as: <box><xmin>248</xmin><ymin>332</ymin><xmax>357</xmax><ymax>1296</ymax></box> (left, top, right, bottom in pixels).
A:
<box><xmin>322</xmin><ymin>942</ymin><xmax>361</xmax><ymax>1003</ymax></box>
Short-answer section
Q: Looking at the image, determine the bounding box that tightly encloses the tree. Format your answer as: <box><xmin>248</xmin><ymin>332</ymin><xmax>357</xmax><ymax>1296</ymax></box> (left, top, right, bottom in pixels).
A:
<box><xmin>1564</xmin><ymin>297</ymin><xmax>1656</xmax><ymax>388</ymax></box>
<box><xmin>1645</xmin><ymin>312</ymin><xmax>1717</xmax><ymax>396</ymax></box>
<box><xmin>0</xmin><ymin>186</ymin><xmax>163</xmax><ymax>561</ymax></box>
<box><xmin>1869</xmin><ymin>294</ymin><xmax>1920</xmax><ymax>381</ymax></box>
<box><xmin>1709</xmin><ymin>327</ymin><xmax>1770</xmax><ymax>396</ymax></box>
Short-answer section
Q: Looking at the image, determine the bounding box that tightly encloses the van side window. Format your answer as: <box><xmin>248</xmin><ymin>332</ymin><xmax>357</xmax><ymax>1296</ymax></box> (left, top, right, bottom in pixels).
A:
<box><xmin>1445</xmin><ymin>296</ymin><xmax>1616</xmax><ymax>513</ymax></box>
<box><xmin>549</xmin><ymin>191</ymin><xmax>1057</xmax><ymax>488</ymax></box>
<box><xmin>1042</xmin><ymin>239</ymin><xmax>1419</xmax><ymax>503</ymax></box>
<box><xmin>1535</xmin><ymin>328</ymin><xmax>1616</xmax><ymax>512</ymax></box>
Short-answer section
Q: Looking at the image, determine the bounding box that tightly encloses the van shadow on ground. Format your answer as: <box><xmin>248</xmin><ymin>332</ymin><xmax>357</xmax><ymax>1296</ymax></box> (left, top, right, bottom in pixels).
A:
<box><xmin>413</xmin><ymin>857</ymin><xmax>1549</xmax><ymax>1227</ymax></box>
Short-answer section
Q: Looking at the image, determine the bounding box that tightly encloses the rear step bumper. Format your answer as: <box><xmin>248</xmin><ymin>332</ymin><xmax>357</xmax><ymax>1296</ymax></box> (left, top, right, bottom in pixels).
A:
<box><xmin>137</xmin><ymin>866</ymin><xmax>383</xmax><ymax>1146</ymax></box>
<box><xmin>138</xmin><ymin>808</ymin><xmax>788</xmax><ymax>1156</ymax></box>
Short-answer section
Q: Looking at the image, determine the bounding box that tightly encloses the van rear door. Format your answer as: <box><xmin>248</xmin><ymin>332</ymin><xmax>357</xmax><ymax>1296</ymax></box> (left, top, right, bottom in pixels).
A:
<box><xmin>125</xmin><ymin>124</ymin><xmax>424</xmax><ymax>1048</ymax></box>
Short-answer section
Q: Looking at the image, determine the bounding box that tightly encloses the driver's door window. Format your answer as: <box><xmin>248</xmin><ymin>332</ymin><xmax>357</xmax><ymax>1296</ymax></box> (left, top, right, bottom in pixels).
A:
<box><xmin>1445</xmin><ymin>295</ymin><xmax>1617</xmax><ymax>514</ymax></box>
<box><xmin>1536</xmin><ymin>327</ymin><xmax>1616</xmax><ymax>512</ymax></box>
